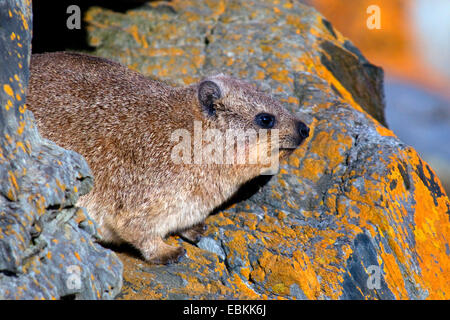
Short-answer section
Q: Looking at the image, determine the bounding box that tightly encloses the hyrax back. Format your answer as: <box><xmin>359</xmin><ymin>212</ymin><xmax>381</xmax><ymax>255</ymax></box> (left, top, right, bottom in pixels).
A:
<box><xmin>27</xmin><ymin>52</ymin><xmax>309</xmax><ymax>264</ymax></box>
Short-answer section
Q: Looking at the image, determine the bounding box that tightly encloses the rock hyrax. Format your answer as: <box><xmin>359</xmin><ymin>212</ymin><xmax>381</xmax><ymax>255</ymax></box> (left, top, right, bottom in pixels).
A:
<box><xmin>27</xmin><ymin>52</ymin><xmax>309</xmax><ymax>264</ymax></box>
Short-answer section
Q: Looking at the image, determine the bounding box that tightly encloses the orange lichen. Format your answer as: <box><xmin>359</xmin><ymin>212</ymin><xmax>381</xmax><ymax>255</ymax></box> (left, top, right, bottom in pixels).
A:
<box><xmin>55</xmin><ymin>178</ymin><xmax>66</xmax><ymax>191</ymax></box>
<box><xmin>8</xmin><ymin>170</ymin><xmax>19</xmax><ymax>192</ymax></box>
<box><xmin>16</xmin><ymin>121</ymin><xmax>25</xmax><ymax>135</ymax></box>
<box><xmin>74</xmin><ymin>209</ymin><xmax>87</xmax><ymax>224</ymax></box>
<box><xmin>4</xmin><ymin>99</ymin><xmax>13</xmax><ymax>110</ymax></box>
<box><xmin>3</xmin><ymin>84</ymin><xmax>13</xmax><ymax>97</ymax></box>
<box><xmin>409</xmin><ymin>154</ymin><xmax>450</xmax><ymax>299</ymax></box>
<box><xmin>376</xmin><ymin>125</ymin><xmax>396</xmax><ymax>137</ymax></box>
<box><xmin>19</xmin><ymin>11</ymin><xmax>28</xmax><ymax>30</ymax></box>
<box><xmin>229</xmin><ymin>273</ymin><xmax>261</xmax><ymax>299</ymax></box>
<box><xmin>74</xmin><ymin>252</ymin><xmax>81</xmax><ymax>261</ymax></box>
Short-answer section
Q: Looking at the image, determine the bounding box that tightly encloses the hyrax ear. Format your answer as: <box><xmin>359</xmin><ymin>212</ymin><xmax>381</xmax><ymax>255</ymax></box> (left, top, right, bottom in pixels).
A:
<box><xmin>198</xmin><ymin>80</ymin><xmax>222</xmax><ymax>116</ymax></box>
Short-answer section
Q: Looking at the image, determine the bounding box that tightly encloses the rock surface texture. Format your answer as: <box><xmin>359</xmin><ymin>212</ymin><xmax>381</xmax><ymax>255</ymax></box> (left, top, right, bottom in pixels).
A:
<box><xmin>84</xmin><ymin>0</ymin><xmax>450</xmax><ymax>300</ymax></box>
<box><xmin>0</xmin><ymin>0</ymin><xmax>122</xmax><ymax>299</ymax></box>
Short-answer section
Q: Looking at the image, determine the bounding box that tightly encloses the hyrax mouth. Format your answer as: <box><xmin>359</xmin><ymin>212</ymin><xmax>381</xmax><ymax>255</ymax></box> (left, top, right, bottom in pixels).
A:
<box><xmin>280</xmin><ymin>132</ymin><xmax>309</xmax><ymax>150</ymax></box>
<box><xmin>278</xmin><ymin>121</ymin><xmax>309</xmax><ymax>155</ymax></box>
<box><xmin>292</xmin><ymin>121</ymin><xmax>309</xmax><ymax>147</ymax></box>
<box><xmin>279</xmin><ymin>148</ymin><xmax>296</xmax><ymax>157</ymax></box>
<box><xmin>276</xmin><ymin>144</ymin><xmax>298</xmax><ymax>159</ymax></box>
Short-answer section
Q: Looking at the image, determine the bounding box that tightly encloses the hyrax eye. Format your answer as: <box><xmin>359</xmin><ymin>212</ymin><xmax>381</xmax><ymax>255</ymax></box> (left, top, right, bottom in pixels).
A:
<box><xmin>254</xmin><ymin>113</ymin><xmax>276</xmax><ymax>129</ymax></box>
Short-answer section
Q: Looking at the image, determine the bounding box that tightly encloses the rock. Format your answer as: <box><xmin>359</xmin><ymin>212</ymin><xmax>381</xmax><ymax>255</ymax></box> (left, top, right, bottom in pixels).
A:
<box><xmin>384</xmin><ymin>78</ymin><xmax>450</xmax><ymax>196</ymax></box>
<box><xmin>0</xmin><ymin>0</ymin><xmax>122</xmax><ymax>299</ymax></box>
<box><xmin>86</xmin><ymin>0</ymin><xmax>386</xmax><ymax>126</ymax></box>
<box><xmin>88</xmin><ymin>0</ymin><xmax>448</xmax><ymax>299</ymax></box>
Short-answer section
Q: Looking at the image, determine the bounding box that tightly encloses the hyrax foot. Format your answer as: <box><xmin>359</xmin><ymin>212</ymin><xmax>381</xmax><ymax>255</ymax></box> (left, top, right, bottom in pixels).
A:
<box><xmin>179</xmin><ymin>222</ymin><xmax>207</xmax><ymax>243</ymax></box>
<box><xmin>148</xmin><ymin>246</ymin><xmax>186</xmax><ymax>265</ymax></box>
<box><xmin>141</xmin><ymin>237</ymin><xmax>186</xmax><ymax>265</ymax></box>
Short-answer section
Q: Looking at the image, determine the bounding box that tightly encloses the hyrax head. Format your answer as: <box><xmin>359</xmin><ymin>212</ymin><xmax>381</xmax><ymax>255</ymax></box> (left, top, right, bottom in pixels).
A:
<box><xmin>196</xmin><ymin>74</ymin><xmax>309</xmax><ymax>163</ymax></box>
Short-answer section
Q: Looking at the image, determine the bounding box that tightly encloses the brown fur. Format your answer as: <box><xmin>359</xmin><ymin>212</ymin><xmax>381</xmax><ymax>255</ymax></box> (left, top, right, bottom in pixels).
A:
<box><xmin>27</xmin><ymin>52</ymin><xmax>308</xmax><ymax>264</ymax></box>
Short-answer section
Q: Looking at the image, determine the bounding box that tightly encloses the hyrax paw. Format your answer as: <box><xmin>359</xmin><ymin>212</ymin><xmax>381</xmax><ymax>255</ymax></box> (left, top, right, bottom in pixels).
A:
<box><xmin>148</xmin><ymin>246</ymin><xmax>186</xmax><ymax>265</ymax></box>
<box><xmin>195</xmin><ymin>222</ymin><xmax>208</xmax><ymax>234</ymax></box>
<box><xmin>180</xmin><ymin>222</ymin><xmax>207</xmax><ymax>244</ymax></box>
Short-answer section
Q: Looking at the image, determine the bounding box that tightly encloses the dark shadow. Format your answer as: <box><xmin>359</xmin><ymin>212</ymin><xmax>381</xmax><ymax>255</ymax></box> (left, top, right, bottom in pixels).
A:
<box><xmin>32</xmin><ymin>0</ymin><xmax>150</xmax><ymax>53</ymax></box>
<box><xmin>99</xmin><ymin>241</ymin><xmax>144</xmax><ymax>260</ymax></box>
<box><xmin>211</xmin><ymin>174</ymin><xmax>273</xmax><ymax>215</ymax></box>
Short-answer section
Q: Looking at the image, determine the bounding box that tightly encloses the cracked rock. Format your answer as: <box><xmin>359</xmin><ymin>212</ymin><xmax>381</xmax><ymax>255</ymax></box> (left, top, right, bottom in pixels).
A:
<box><xmin>40</xmin><ymin>0</ymin><xmax>450</xmax><ymax>299</ymax></box>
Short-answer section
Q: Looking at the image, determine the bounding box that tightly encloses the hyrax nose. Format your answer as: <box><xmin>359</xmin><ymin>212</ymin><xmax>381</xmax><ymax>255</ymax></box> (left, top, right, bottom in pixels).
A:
<box><xmin>296</xmin><ymin>121</ymin><xmax>310</xmax><ymax>140</ymax></box>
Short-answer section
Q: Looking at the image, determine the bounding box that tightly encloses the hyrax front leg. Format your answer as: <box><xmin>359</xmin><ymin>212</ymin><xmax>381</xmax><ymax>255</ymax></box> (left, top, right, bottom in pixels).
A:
<box><xmin>140</xmin><ymin>236</ymin><xmax>186</xmax><ymax>265</ymax></box>
<box><xmin>179</xmin><ymin>222</ymin><xmax>207</xmax><ymax>243</ymax></box>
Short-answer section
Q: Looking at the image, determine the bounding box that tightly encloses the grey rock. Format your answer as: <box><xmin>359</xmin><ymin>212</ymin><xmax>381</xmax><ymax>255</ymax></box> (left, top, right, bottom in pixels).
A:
<box><xmin>0</xmin><ymin>0</ymin><xmax>123</xmax><ymax>300</ymax></box>
<box><xmin>197</xmin><ymin>237</ymin><xmax>226</xmax><ymax>261</ymax></box>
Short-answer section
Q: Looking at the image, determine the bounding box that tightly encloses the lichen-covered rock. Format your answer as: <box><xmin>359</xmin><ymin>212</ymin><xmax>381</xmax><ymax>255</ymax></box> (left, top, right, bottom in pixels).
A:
<box><xmin>86</xmin><ymin>0</ymin><xmax>450</xmax><ymax>300</ymax></box>
<box><xmin>0</xmin><ymin>0</ymin><xmax>122</xmax><ymax>299</ymax></box>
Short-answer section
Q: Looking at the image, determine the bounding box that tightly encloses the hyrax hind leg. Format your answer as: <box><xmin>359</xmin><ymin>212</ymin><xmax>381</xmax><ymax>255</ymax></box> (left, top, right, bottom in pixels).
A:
<box><xmin>113</xmin><ymin>215</ymin><xmax>186</xmax><ymax>264</ymax></box>
<box><xmin>140</xmin><ymin>236</ymin><xmax>186</xmax><ymax>265</ymax></box>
